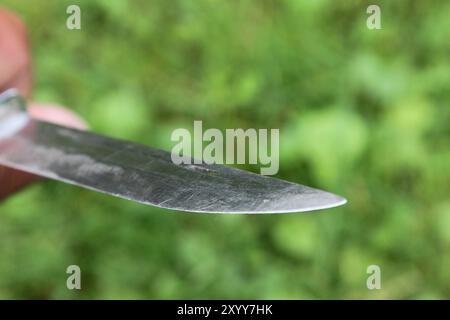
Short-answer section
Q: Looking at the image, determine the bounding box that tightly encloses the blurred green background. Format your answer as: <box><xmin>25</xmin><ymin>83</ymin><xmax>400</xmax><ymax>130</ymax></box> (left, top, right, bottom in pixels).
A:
<box><xmin>0</xmin><ymin>0</ymin><xmax>449</xmax><ymax>299</ymax></box>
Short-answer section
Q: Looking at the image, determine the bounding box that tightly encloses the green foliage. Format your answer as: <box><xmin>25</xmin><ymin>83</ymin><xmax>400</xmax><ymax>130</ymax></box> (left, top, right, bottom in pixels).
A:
<box><xmin>0</xmin><ymin>0</ymin><xmax>448</xmax><ymax>299</ymax></box>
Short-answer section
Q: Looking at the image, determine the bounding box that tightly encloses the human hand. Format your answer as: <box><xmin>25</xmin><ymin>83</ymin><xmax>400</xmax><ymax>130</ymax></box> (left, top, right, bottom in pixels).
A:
<box><xmin>0</xmin><ymin>9</ymin><xmax>87</xmax><ymax>200</ymax></box>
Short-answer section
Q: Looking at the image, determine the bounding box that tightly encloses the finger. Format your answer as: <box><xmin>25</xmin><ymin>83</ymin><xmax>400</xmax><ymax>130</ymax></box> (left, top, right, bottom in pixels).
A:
<box><xmin>0</xmin><ymin>9</ymin><xmax>32</xmax><ymax>97</ymax></box>
<box><xmin>0</xmin><ymin>166</ymin><xmax>39</xmax><ymax>200</ymax></box>
<box><xmin>29</xmin><ymin>103</ymin><xmax>88</xmax><ymax>130</ymax></box>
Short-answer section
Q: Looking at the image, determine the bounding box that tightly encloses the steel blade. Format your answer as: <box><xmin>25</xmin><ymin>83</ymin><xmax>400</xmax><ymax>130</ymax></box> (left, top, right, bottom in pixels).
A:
<box><xmin>0</xmin><ymin>89</ymin><xmax>346</xmax><ymax>214</ymax></box>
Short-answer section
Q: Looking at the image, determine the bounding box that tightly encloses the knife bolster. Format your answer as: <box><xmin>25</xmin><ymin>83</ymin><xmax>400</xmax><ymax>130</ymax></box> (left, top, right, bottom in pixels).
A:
<box><xmin>0</xmin><ymin>89</ymin><xmax>29</xmax><ymax>139</ymax></box>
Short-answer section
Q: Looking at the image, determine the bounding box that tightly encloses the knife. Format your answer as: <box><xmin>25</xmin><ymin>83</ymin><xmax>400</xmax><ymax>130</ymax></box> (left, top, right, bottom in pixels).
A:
<box><xmin>0</xmin><ymin>89</ymin><xmax>346</xmax><ymax>214</ymax></box>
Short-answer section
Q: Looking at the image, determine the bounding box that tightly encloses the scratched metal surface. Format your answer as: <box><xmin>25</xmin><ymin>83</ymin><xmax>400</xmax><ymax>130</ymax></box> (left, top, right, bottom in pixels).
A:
<box><xmin>0</xmin><ymin>90</ymin><xmax>346</xmax><ymax>214</ymax></box>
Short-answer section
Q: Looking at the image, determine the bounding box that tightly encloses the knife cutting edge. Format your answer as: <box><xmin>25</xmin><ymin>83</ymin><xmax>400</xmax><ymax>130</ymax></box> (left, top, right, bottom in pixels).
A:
<box><xmin>0</xmin><ymin>89</ymin><xmax>347</xmax><ymax>214</ymax></box>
